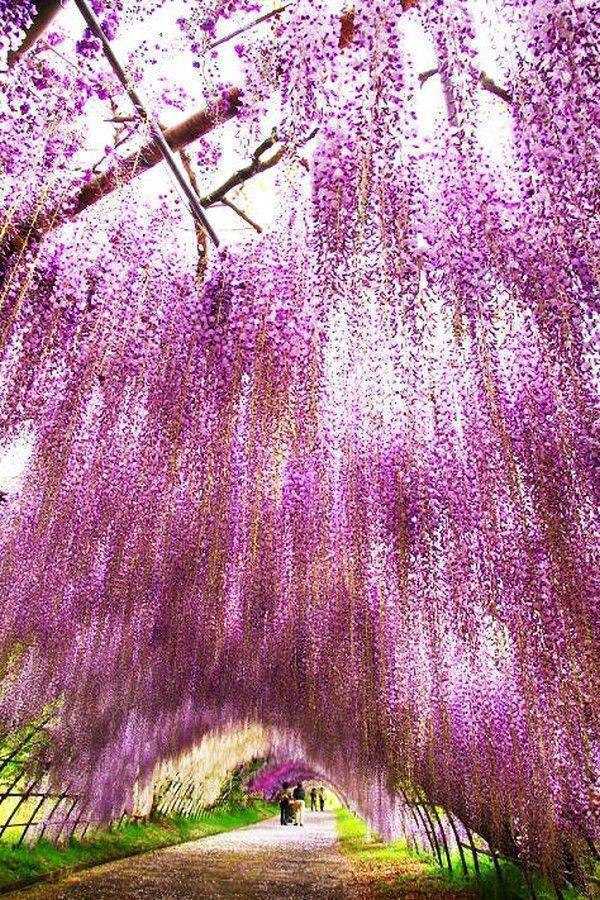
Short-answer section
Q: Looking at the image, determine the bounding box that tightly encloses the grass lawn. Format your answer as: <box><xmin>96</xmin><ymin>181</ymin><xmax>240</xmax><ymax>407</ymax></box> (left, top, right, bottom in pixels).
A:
<box><xmin>335</xmin><ymin>808</ymin><xmax>584</xmax><ymax>899</ymax></box>
<box><xmin>0</xmin><ymin>801</ymin><xmax>277</xmax><ymax>893</ymax></box>
<box><xmin>336</xmin><ymin>807</ymin><xmax>473</xmax><ymax>898</ymax></box>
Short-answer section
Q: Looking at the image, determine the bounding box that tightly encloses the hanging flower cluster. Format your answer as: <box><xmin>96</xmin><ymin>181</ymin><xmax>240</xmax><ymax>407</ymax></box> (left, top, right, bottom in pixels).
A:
<box><xmin>0</xmin><ymin>0</ymin><xmax>597</xmax><ymax>889</ymax></box>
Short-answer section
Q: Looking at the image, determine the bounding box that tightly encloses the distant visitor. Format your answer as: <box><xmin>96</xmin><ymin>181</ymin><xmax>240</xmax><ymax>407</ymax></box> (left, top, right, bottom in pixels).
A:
<box><xmin>292</xmin><ymin>781</ymin><xmax>305</xmax><ymax>825</ymax></box>
<box><xmin>277</xmin><ymin>782</ymin><xmax>326</xmax><ymax>825</ymax></box>
<box><xmin>276</xmin><ymin>782</ymin><xmax>292</xmax><ymax>826</ymax></box>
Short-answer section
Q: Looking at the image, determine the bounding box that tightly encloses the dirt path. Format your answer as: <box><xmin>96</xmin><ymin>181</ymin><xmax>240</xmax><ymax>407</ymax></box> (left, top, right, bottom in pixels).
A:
<box><xmin>16</xmin><ymin>811</ymin><xmax>359</xmax><ymax>899</ymax></box>
<box><xmin>15</xmin><ymin>811</ymin><xmax>473</xmax><ymax>899</ymax></box>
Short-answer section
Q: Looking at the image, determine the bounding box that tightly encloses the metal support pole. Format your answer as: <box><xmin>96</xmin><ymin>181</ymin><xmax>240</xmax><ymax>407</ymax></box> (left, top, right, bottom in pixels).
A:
<box><xmin>71</xmin><ymin>0</ymin><xmax>219</xmax><ymax>247</ymax></box>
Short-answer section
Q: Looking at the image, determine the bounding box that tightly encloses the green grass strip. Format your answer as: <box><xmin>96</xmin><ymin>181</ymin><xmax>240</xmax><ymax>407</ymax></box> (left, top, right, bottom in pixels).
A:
<box><xmin>0</xmin><ymin>801</ymin><xmax>277</xmax><ymax>893</ymax></box>
<box><xmin>335</xmin><ymin>807</ymin><xmax>584</xmax><ymax>900</ymax></box>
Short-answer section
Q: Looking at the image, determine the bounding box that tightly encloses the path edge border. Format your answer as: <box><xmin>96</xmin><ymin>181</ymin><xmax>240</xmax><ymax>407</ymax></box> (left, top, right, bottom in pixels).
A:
<box><xmin>0</xmin><ymin>811</ymin><xmax>277</xmax><ymax>897</ymax></box>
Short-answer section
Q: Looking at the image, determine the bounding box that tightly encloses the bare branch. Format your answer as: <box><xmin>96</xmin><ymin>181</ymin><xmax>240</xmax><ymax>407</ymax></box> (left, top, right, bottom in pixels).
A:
<box><xmin>219</xmin><ymin>198</ymin><xmax>263</xmax><ymax>234</ymax></box>
<box><xmin>418</xmin><ymin>67</ymin><xmax>512</xmax><ymax>103</ymax></box>
<box><xmin>209</xmin><ymin>4</ymin><xmax>291</xmax><ymax>50</ymax></box>
<box><xmin>252</xmin><ymin>128</ymin><xmax>279</xmax><ymax>160</ymax></box>
<box><xmin>197</xmin><ymin>126</ymin><xmax>319</xmax><ymax>224</ymax></box>
<box><xmin>104</xmin><ymin>115</ymin><xmax>137</xmax><ymax>124</ymax></box>
<box><xmin>200</xmin><ymin>137</ymin><xmax>284</xmax><ymax>207</ymax></box>
<box><xmin>179</xmin><ymin>149</ymin><xmax>203</xmax><ymax>198</ymax></box>
<box><xmin>418</xmin><ymin>68</ymin><xmax>439</xmax><ymax>86</ymax></box>
<box><xmin>479</xmin><ymin>72</ymin><xmax>512</xmax><ymax>104</ymax></box>
<box><xmin>188</xmin><ymin>126</ymin><xmax>319</xmax><ymax>236</ymax></box>
<box><xmin>179</xmin><ymin>149</ymin><xmax>208</xmax><ymax>279</ymax></box>
<box><xmin>298</xmin><ymin>126</ymin><xmax>320</xmax><ymax>146</ymax></box>
<box><xmin>91</xmin><ymin>123</ymin><xmax>140</xmax><ymax>174</ymax></box>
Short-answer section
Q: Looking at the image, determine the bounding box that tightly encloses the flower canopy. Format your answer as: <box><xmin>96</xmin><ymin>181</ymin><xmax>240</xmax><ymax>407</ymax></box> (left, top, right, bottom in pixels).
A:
<box><xmin>0</xmin><ymin>0</ymin><xmax>597</xmax><ymax>888</ymax></box>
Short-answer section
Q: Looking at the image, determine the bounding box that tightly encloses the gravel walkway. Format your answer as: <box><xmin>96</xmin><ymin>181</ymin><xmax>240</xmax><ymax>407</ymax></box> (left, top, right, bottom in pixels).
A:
<box><xmin>16</xmin><ymin>811</ymin><xmax>360</xmax><ymax>900</ymax></box>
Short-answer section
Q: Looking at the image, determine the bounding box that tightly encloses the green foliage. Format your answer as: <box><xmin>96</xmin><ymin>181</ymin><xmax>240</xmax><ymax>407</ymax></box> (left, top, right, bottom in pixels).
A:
<box><xmin>336</xmin><ymin>807</ymin><xmax>431</xmax><ymax>866</ymax></box>
<box><xmin>436</xmin><ymin>850</ymin><xmax>584</xmax><ymax>900</ymax></box>
<box><xmin>0</xmin><ymin>801</ymin><xmax>277</xmax><ymax>892</ymax></box>
<box><xmin>0</xmin><ymin>705</ymin><xmax>58</xmax><ymax>788</ymax></box>
<box><xmin>214</xmin><ymin>758</ymin><xmax>265</xmax><ymax>809</ymax></box>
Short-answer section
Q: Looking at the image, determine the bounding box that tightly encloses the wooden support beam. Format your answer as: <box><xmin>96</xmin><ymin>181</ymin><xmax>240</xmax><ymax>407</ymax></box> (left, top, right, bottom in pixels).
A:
<box><xmin>3</xmin><ymin>88</ymin><xmax>241</xmax><ymax>255</ymax></box>
<box><xmin>445</xmin><ymin>809</ymin><xmax>469</xmax><ymax>877</ymax></box>
<box><xmin>429</xmin><ymin>801</ymin><xmax>453</xmax><ymax>871</ymax></box>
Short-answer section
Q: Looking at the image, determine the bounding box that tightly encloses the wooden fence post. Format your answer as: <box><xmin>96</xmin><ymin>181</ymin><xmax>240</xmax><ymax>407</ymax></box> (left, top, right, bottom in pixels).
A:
<box><xmin>0</xmin><ymin>777</ymin><xmax>42</xmax><ymax>841</ymax></box>
<box><xmin>428</xmin><ymin>801</ymin><xmax>453</xmax><ymax>872</ymax></box>
<box><xmin>15</xmin><ymin>791</ymin><xmax>48</xmax><ymax>847</ymax></box>
<box><xmin>463</xmin><ymin>823</ymin><xmax>482</xmax><ymax>880</ymax></box>
<box><xmin>445</xmin><ymin>809</ymin><xmax>469</xmax><ymax>877</ymax></box>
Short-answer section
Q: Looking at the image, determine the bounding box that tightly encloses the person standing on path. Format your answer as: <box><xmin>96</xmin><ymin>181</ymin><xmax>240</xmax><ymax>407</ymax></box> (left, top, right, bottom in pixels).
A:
<box><xmin>318</xmin><ymin>787</ymin><xmax>325</xmax><ymax>811</ymax></box>
<box><xmin>310</xmin><ymin>786</ymin><xmax>318</xmax><ymax>811</ymax></box>
<box><xmin>276</xmin><ymin>782</ymin><xmax>292</xmax><ymax>826</ymax></box>
<box><xmin>292</xmin><ymin>781</ymin><xmax>305</xmax><ymax>826</ymax></box>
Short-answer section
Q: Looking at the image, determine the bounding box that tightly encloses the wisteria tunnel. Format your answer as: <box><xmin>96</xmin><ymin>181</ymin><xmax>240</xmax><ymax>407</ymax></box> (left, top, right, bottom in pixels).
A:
<box><xmin>0</xmin><ymin>0</ymin><xmax>597</xmax><ymax>897</ymax></box>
